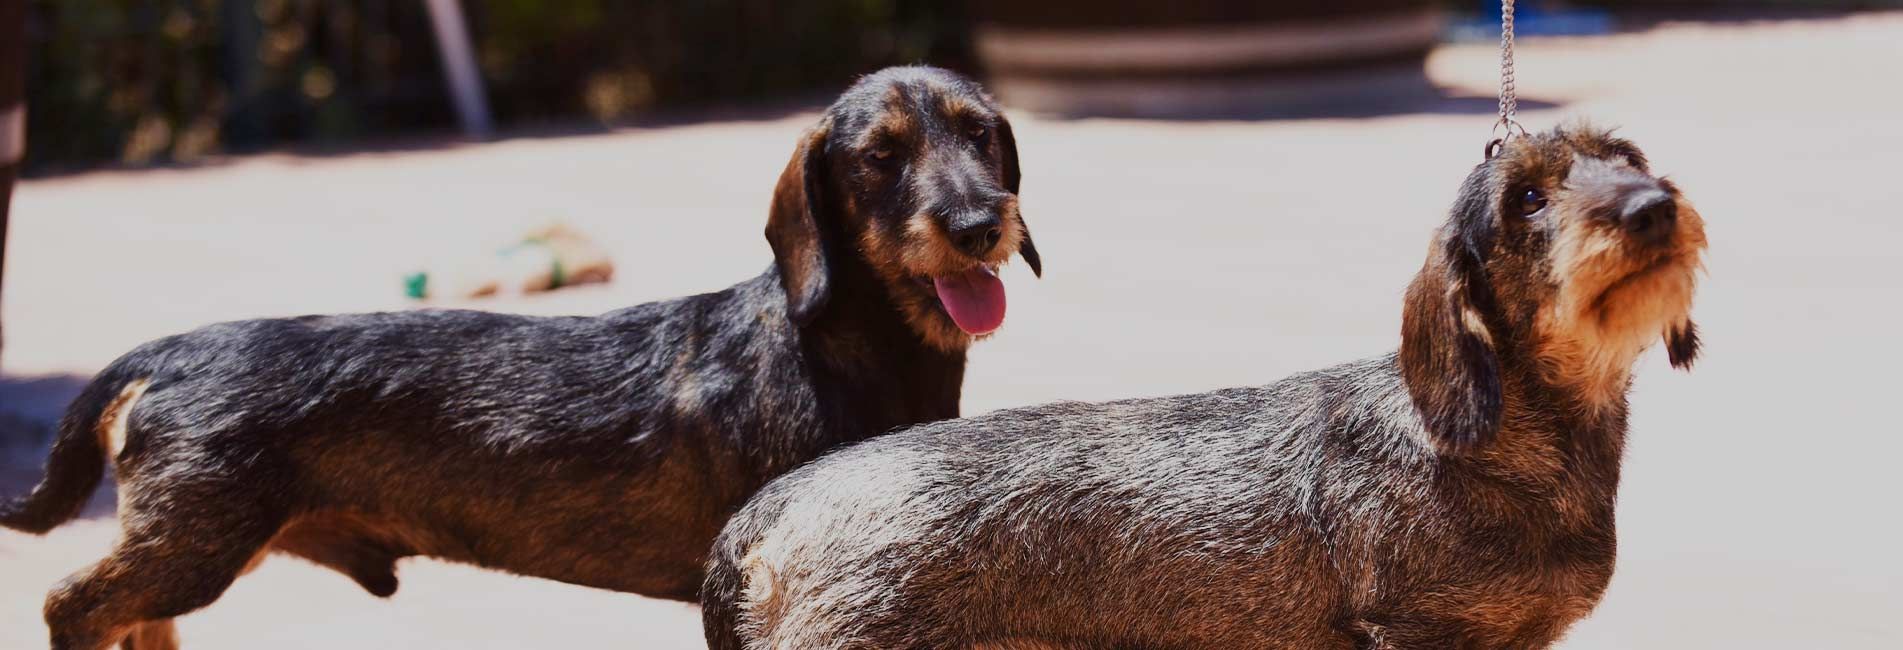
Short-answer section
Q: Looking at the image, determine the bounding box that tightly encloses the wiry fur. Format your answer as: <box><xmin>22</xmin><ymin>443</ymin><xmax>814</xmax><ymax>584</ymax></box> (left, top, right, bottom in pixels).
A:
<box><xmin>0</xmin><ymin>66</ymin><xmax>1039</xmax><ymax>650</ymax></box>
<box><xmin>703</xmin><ymin>126</ymin><xmax>1706</xmax><ymax>649</ymax></box>
<box><xmin>832</xmin><ymin>72</ymin><xmax>1042</xmax><ymax>352</ymax></box>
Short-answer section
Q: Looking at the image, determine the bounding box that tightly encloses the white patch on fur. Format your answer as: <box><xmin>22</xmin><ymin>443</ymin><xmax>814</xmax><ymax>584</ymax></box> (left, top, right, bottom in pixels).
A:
<box><xmin>738</xmin><ymin>538</ymin><xmax>791</xmax><ymax>650</ymax></box>
<box><xmin>98</xmin><ymin>379</ymin><xmax>151</xmax><ymax>459</ymax></box>
<box><xmin>1459</xmin><ymin>306</ymin><xmax>1494</xmax><ymax>346</ymax></box>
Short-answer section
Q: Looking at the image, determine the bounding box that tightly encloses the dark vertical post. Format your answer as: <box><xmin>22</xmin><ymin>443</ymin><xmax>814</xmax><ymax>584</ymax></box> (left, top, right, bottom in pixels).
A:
<box><xmin>223</xmin><ymin>0</ymin><xmax>264</xmax><ymax>149</ymax></box>
<box><xmin>0</xmin><ymin>0</ymin><xmax>28</xmax><ymax>361</ymax></box>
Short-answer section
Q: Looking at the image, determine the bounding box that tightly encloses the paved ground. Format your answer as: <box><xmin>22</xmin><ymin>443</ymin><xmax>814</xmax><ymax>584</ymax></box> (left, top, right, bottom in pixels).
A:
<box><xmin>4</xmin><ymin>12</ymin><xmax>1901</xmax><ymax>649</ymax></box>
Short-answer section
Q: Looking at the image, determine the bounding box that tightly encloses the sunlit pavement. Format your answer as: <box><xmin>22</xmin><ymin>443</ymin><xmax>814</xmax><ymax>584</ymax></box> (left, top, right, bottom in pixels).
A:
<box><xmin>4</xmin><ymin>13</ymin><xmax>1900</xmax><ymax>649</ymax></box>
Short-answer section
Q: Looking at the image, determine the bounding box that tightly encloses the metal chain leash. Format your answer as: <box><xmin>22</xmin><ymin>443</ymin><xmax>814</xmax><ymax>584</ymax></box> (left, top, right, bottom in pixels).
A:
<box><xmin>1488</xmin><ymin>0</ymin><xmax>1527</xmax><ymax>158</ymax></box>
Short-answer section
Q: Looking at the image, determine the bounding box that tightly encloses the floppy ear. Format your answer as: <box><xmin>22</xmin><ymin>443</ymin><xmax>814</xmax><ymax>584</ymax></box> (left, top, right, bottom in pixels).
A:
<box><xmin>997</xmin><ymin>114</ymin><xmax>1022</xmax><ymax>195</ymax></box>
<box><xmin>766</xmin><ymin>125</ymin><xmax>834</xmax><ymax>326</ymax></box>
<box><xmin>1666</xmin><ymin>320</ymin><xmax>1700</xmax><ymax>370</ymax></box>
<box><xmin>1399</xmin><ymin>238</ymin><xmax>1503</xmax><ymax>453</ymax></box>
<box><xmin>996</xmin><ymin>117</ymin><xmax>1042</xmax><ymax>278</ymax></box>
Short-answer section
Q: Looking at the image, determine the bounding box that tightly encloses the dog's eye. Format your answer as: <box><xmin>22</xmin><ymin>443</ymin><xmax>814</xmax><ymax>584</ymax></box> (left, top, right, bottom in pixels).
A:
<box><xmin>867</xmin><ymin>148</ymin><xmax>894</xmax><ymax>163</ymax></box>
<box><xmin>967</xmin><ymin>124</ymin><xmax>989</xmax><ymax>140</ymax></box>
<box><xmin>1520</xmin><ymin>188</ymin><xmax>1548</xmax><ymax>216</ymax></box>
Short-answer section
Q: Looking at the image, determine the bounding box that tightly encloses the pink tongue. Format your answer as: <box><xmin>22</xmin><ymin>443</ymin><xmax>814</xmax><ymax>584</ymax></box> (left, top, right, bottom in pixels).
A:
<box><xmin>933</xmin><ymin>267</ymin><xmax>1007</xmax><ymax>335</ymax></box>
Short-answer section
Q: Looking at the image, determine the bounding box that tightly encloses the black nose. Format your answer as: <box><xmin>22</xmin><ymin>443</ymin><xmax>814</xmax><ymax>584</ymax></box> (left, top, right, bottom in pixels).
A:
<box><xmin>947</xmin><ymin>212</ymin><xmax>1003</xmax><ymax>258</ymax></box>
<box><xmin>1620</xmin><ymin>189</ymin><xmax>1677</xmax><ymax>246</ymax></box>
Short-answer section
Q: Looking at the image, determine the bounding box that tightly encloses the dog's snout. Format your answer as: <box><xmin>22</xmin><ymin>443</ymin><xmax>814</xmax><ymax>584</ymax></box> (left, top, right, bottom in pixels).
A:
<box><xmin>947</xmin><ymin>211</ymin><xmax>1003</xmax><ymax>258</ymax></box>
<box><xmin>1619</xmin><ymin>189</ymin><xmax>1677</xmax><ymax>245</ymax></box>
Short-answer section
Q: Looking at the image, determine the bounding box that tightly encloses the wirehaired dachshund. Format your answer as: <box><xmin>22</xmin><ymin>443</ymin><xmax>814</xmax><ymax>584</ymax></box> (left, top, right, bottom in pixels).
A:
<box><xmin>704</xmin><ymin>125</ymin><xmax>1706</xmax><ymax>649</ymax></box>
<box><xmin>0</xmin><ymin>65</ymin><xmax>1041</xmax><ymax>650</ymax></box>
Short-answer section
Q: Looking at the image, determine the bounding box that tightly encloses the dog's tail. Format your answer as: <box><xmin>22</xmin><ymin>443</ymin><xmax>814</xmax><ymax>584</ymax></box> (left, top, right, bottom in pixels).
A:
<box><xmin>1</xmin><ymin>354</ymin><xmax>154</xmax><ymax>534</ymax></box>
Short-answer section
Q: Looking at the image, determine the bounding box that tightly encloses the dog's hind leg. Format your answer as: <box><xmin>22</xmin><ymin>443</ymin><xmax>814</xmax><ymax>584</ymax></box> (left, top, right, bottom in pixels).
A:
<box><xmin>43</xmin><ymin>479</ymin><xmax>284</xmax><ymax>650</ymax></box>
<box><xmin>114</xmin><ymin>548</ymin><xmax>273</xmax><ymax>650</ymax></box>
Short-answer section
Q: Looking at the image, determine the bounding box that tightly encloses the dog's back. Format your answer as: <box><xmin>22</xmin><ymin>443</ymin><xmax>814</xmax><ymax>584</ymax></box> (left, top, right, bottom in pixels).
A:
<box><xmin>706</xmin><ymin>358</ymin><xmax>1421</xmax><ymax>648</ymax></box>
<box><xmin>12</xmin><ymin>276</ymin><xmax>813</xmax><ymax>578</ymax></box>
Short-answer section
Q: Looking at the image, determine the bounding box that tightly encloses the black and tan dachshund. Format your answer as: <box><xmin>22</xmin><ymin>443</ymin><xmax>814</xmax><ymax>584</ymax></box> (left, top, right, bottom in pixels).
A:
<box><xmin>0</xmin><ymin>65</ymin><xmax>1041</xmax><ymax>650</ymax></box>
<box><xmin>704</xmin><ymin>126</ymin><xmax>1705</xmax><ymax>649</ymax></box>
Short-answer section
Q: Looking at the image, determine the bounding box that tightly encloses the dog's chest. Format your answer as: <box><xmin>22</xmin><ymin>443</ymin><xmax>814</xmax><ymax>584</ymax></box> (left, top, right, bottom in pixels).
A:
<box><xmin>1348</xmin><ymin>476</ymin><xmax>1617</xmax><ymax>646</ymax></box>
<box><xmin>1453</xmin><ymin>524</ymin><xmax>1617</xmax><ymax>646</ymax></box>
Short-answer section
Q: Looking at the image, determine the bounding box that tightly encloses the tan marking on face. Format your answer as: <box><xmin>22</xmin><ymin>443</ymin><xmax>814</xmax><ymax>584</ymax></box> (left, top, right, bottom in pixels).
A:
<box><xmin>847</xmin><ymin>88</ymin><xmax>1027</xmax><ymax>352</ymax></box>
<box><xmin>899</xmin><ymin>212</ymin><xmax>965</xmax><ymax>274</ymax></box>
<box><xmin>860</xmin><ymin>221</ymin><xmax>971</xmax><ymax>353</ymax></box>
<box><xmin>889</xmin><ymin>195</ymin><xmax>1025</xmax><ymax>277</ymax></box>
<box><xmin>937</xmin><ymin>91</ymin><xmax>984</xmax><ymax>125</ymax></box>
<box><xmin>97</xmin><ymin>378</ymin><xmax>151</xmax><ymax>459</ymax></box>
<box><xmin>1537</xmin><ymin>197</ymin><xmax>1707</xmax><ymax>408</ymax></box>
<box><xmin>857</xmin><ymin>191</ymin><xmax>1029</xmax><ymax>351</ymax></box>
<box><xmin>857</xmin><ymin>87</ymin><xmax>919</xmax><ymax>154</ymax></box>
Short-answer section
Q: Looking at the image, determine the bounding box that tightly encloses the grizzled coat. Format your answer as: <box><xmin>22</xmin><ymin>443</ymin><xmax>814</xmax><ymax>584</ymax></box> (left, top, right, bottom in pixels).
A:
<box><xmin>704</xmin><ymin>126</ymin><xmax>1707</xmax><ymax>650</ymax></box>
<box><xmin>3</xmin><ymin>65</ymin><xmax>1040</xmax><ymax>650</ymax></box>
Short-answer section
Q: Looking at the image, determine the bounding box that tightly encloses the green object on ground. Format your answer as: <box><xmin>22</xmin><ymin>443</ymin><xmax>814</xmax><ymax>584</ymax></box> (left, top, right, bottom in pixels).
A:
<box><xmin>404</xmin><ymin>272</ymin><xmax>429</xmax><ymax>299</ymax></box>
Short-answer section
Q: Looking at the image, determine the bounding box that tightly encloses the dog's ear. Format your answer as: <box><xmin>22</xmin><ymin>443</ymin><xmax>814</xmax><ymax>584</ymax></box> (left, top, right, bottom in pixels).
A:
<box><xmin>997</xmin><ymin>113</ymin><xmax>1022</xmax><ymax>195</ymax></box>
<box><xmin>1666</xmin><ymin>320</ymin><xmax>1700</xmax><ymax>370</ymax></box>
<box><xmin>766</xmin><ymin>125</ymin><xmax>834</xmax><ymax>326</ymax></box>
<box><xmin>996</xmin><ymin>116</ymin><xmax>1042</xmax><ymax>277</ymax></box>
<box><xmin>1400</xmin><ymin>236</ymin><xmax>1503</xmax><ymax>454</ymax></box>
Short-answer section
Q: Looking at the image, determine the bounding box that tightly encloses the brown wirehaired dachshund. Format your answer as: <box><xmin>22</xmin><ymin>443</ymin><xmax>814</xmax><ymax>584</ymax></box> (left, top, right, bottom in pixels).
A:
<box><xmin>704</xmin><ymin>125</ymin><xmax>1705</xmax><ymax>649</ymax></box>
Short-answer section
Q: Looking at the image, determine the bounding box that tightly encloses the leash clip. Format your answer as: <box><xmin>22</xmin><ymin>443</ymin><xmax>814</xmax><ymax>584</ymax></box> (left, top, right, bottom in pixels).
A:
<box><xmin>1486</xmin><ymin>0</ymin><xmax>1528</xmax><ymax>161</ymax></box>
<box><xmin>1485</xmin><ymin>118</ymin><xmax>1527</xmax><ymax>160</ymax></box>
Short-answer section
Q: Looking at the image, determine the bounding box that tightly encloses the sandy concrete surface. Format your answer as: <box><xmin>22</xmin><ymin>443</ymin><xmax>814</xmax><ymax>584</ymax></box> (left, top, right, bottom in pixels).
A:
<box><xmin>3</xmin><ymin>12</ymin><xmax>1901</xmax><ymax>649</ymax></box>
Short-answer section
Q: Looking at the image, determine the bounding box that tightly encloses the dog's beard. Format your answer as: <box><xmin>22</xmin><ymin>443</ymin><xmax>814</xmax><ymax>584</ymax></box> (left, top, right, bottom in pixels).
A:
<box><xmin>1538</xmin><ymin>200</ymin><xmax>1707</xmax><ymax>407</ymax></box>
<box><xmin>860</xmin><ymin>209</ymin><xmax>1028</xmax><ymax>354</ymax></box>
<box><xmin>894</xmin><ymin>281</ymin><xmax>981</xmax><ymax>354</ymax></box>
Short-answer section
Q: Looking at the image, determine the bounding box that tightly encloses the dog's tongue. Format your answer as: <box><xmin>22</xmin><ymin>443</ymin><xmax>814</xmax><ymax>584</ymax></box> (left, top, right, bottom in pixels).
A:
<box><xmin>933</xmin><ymin>267</ymin><xmax>1007</xmax><ymax>335</ymax></box>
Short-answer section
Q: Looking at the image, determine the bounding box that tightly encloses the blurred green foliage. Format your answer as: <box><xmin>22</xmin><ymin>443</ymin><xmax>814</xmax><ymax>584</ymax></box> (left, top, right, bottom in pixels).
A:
<box><xmin>29</xmin><ymin>1</ymin><xmax>1882</xmax><ymax>171</ymax></box>
<box><xmin>21</xmin><ymin>0</ymin><xmax>969</xmax><ymax>172</ymax></box>
<box><xmin>472</xmin><ymin>1</ymin><xmax>970</xmax><ymax>124</ymax></box>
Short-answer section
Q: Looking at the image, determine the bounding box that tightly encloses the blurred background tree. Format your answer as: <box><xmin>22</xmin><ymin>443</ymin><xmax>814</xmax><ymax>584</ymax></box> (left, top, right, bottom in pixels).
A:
<box><xmin>21</xmin><ymin>0</ymin><xmax>972</xmax><ymax>172</ymax></box>
<box><xmin>19</xmin><ymin>0</ymin><xmax>1897</xmax><ymax>172</ymax></box>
